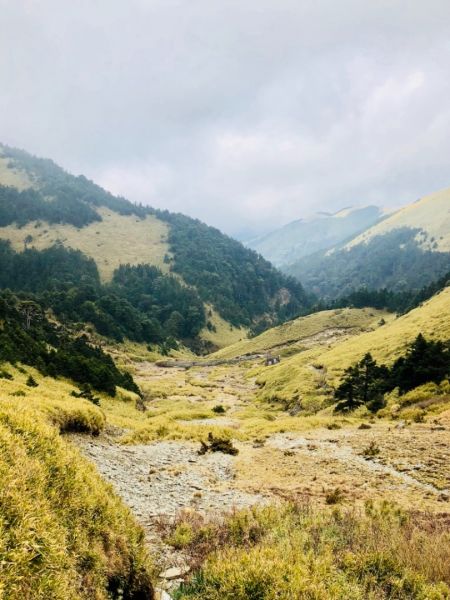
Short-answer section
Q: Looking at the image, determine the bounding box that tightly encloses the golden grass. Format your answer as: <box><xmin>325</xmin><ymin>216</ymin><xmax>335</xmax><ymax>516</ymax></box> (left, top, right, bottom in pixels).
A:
<box><xmin>212</xmin><ymin>308</ymin><xmax>390</xmax><ymax>360</ymax></box>
<box><xmin>0</xmin><ymin>207</ymin><xmax>171</xmax><ymax>282</ymax></box>
<box><xmin>165</xmin><ymin>502</ymin><xmax>450</xmax><ymax>599</ymax></box>
<box><xmin>200</xmin><ymin>305</ymin><xmax>248</xmax><ymax>349</ymax></box>
<box><xmin>0</xmin><ymin>367</ymin><xmax>155</xmax><ymax>599</ymax></box>
<box><xmin>0</xmin><ymin>155</ymin><xmax>35</xmax><ymax>190</ymax></box>
<box><xmin>110</xmin><ymin>362</ymin><xmax>352</xmax><ymax>445</ymax></box>
<box><xmin>0</xmin><ymin>366</ymin><xmax>105</xmax><ymax>434</ymax></box>
<box><xmin>256</xmin><ymin>287</ymin><xmax>450</xmax><ymax>408</ymax></box>
<box><xmin>346</xmin><ymin>186</ymin><xmax>450</xmax><ymax>252</ymax></box>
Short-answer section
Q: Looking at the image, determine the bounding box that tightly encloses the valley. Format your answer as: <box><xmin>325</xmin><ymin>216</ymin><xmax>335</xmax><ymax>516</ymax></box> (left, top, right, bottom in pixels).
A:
<box><xmin>0</xmin><ymin>144</ymin><xmax>449</xmax><ymax>599</ymax></box>
<box><xmin>70</xmin><ymin>355</ymin><xmax>449</xmax><ymax>596</ymax></box>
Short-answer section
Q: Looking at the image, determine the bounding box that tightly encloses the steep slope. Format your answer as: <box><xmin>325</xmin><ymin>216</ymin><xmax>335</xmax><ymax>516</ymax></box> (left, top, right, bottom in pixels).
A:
<box><xmin>346</xmin><ymin>187</ymin><xmax>450</xmax><ymax>252</ymax></box>
<box><xmin>0</xmin><ymin>367</ymin><xmax>154</xmax><ymax>599</ymax></box>
<box><xmin>256</xmin><ymin>285</ymin><xmax>450</xmax><ymax>410</ymax></box>
<box><xmin>246</xmin><ymin>205</ymin><xmax>384</xmax><ymax>267</ymax></box>
<box><xmin>285</xmin><ymin>188</ymin><xmax>450</xmax><ymax>299</ymax></box>
<box><xmin>0</xmin><ymin>143</ymin><xmax>309</xmax><ymax>347</ymax></box>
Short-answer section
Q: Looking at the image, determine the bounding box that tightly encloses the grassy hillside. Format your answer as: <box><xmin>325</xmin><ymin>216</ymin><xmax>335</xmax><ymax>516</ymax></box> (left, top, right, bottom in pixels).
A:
<box><xmin>0</xmin><ymin>367</ymin><xmax>154</xmax><ymax>599</ymax></box>
<box><xmin>255</xmin><ymin>286</ymin><xmax>450</xmax><ymax>410</ymax></box>
<box><xmin>346</xmin><ymin>187</ymin><xmax>450</xmax><ymax>252</ymax></box>
<box><xmin>0</xmin><ymin>155</ymin><xmax>34</xmax><ymax>190</ymax></box>
<box><xmin>247</xmin><ymin>205</ymin><xmax>383</xmax><ymax>267</ymax></box>
<box><xmin>0</xmin><ymin>207</ymin><xmax>171</xmax><ymax>282</ymax></box>
<box><xmin>212</xmin><ymin>307</ymin><xmax>391</xmax><ymax>359</ymax></box>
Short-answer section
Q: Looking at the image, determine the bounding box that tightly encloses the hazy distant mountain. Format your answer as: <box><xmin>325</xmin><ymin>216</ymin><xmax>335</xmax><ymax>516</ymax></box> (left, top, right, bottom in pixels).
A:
<box><xmin>246</xmin><ymin>206</ymin><xmax>384</xmax><ymax>267</ymax></box>
<box><xmin>285</xmin><ymin>187</ymin><xmax>450</xmax><ymax>300</ymax></box>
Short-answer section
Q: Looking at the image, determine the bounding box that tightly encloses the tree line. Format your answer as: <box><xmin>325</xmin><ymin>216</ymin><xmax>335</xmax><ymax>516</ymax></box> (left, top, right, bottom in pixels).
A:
<box><xmin>334</xmin><ymin>334</ymin><xmax>450</xmax><ymax>412</ymax></box>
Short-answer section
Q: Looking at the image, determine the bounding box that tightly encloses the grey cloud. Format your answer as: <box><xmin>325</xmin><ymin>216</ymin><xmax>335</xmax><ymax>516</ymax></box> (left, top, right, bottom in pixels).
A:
<box><xmin>1</xmin><ymin>0</ymin><xmax>450</xmax><ymax>236</ymax></box>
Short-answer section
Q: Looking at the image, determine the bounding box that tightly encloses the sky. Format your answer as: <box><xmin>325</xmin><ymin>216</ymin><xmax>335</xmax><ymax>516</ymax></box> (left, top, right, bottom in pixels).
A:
<box><xmin>1</xmin><ymin>1</ymin><xmax>450</xmax><ymax>238</ymax></box>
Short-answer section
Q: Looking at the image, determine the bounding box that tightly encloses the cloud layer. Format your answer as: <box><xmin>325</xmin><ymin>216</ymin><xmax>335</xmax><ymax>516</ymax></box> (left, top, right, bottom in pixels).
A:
<box><xmin>1</xmin><ymin>0</ymin><xmax>450</xmax><ymax>236</ymax></box>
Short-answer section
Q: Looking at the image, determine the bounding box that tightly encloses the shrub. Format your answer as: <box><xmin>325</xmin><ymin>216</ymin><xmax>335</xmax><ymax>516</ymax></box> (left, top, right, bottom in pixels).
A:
<box><xmin>325</xmin><ymin>487</ymin><xmax>345</xmax><ymax>504</ymax></box>
<box><xmin>26</xmin><ymin>375</ymin><xmax>38</xmax><ymax>387</ymax></box>
<box><xmin>199</xmin><ymin>432</ymin><xmax>239</xmax><ymax>456</ymax></box>
<box><xmin>0</xmin><ymin>369</ymin><xmax>13</xmax><ymax>380</ymax></box>
<box><xmin>362</xmin><ymin>441</ymin><xmax>381</xmax><ymax>458</ymax></box>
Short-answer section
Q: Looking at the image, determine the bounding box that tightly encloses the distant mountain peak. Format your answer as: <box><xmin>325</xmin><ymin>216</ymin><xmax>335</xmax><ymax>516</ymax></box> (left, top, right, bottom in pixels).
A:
<box><xmin>246</xmin><ymin>204</ymin><xmax>384</xmax><ymax>267</ymax></box>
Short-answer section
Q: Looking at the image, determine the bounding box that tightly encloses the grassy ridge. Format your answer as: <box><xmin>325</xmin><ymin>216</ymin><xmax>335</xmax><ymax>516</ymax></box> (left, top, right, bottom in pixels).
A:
<box><xmin>0</xmin><ymin>368</ymin><xmax>154</xmax><ymax>599</ymax></box>
<box><xmin>212</xmin><ymin>307</ymin><xmax>390</xmax><ymax>359</ymax></box>
<box><xmin>347</xmin><ymin>186</ymin><xmax>450</xmax><ymax>253</ymax></box>
<box><xmin>255</xmin><ymin>286</ymin><xmax>450</xmax><ymax>409</ymax></box>
<box><xmin>0</xmin><ymin>208</ymin><xmax>171</xmax><ymax>282</ymax></box>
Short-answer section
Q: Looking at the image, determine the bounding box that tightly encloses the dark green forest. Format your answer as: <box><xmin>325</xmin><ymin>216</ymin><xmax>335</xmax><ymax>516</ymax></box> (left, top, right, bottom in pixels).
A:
<box><xmin>0</xmin><ymin>240</ymin><xmax>206</xmax><ymax>345</ymax></box>
<box><xmin>285</xmin><ymin>228</ymin><xmax>450</xmax><ymax>300</ymax></box>
<box><xmin>321</xmin><ymin>269</ymin><xmax>450</xmax><ymax>314</ymax></box>
<box><xmin>155</xmin><ymin>210</ymin><xmax>309</xmax><ymax>327</ymax></box>
<box><xmin>0</xmin><ymin>290</ymin><xmax>139</xmax><ymax>397</ymax></box>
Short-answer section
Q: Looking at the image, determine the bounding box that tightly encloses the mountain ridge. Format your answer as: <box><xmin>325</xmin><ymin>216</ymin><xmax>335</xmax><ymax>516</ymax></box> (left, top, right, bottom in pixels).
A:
<box><xmin>284</xmin><ymin>186</ymin><xmax>450</xmax><ymax>300</ymax></box>
<box><xmin>246</xmin><ymin>204</ymin><xmax>385</xmax><ymax>267</ymax></box>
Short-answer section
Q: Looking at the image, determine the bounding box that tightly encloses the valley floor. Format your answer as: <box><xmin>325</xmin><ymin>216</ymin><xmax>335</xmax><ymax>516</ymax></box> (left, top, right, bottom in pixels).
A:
<box><xmin>70</xmin><ymin>359</ymin><xmax>450</xmax><ymax>596</ymax></box>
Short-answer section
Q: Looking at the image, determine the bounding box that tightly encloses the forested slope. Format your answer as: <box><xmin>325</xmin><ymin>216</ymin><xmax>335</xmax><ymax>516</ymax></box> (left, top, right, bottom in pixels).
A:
<box><xmin>0</xmin><ymin>143</ymin><xmax>310</xmax><ymax>348</ymax></box>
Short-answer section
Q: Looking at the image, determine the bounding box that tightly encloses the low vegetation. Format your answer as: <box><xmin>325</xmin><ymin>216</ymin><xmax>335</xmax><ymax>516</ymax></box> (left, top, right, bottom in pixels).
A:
<box><xmin>160</xmin><ymin>502</ymin><xmax>450</xmax><ymax>599</ymax></box>
<box><xmin>0</xmin><ymin>394</ymin><xmax>154</xmax><ymax>599</ymax></box>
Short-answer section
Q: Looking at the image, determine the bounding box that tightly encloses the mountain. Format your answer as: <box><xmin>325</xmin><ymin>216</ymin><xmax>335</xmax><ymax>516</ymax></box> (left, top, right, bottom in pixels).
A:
<box><xmin>284</xmin><ymin>187</ymin><xmax>450</xmax><ymax>300</ymax></box>
<box><xmin>0</xmin><ymin>143</ymin><xmax>309</xmax><ymax>350</ymax></box>
<box><xmin>245</xmin><ymin>205</ymin><xmax>384</xmax><ymax>267</ymax></box>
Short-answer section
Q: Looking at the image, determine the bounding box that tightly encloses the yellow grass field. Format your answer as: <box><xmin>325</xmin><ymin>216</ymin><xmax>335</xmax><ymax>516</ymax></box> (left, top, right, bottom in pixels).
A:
<box><xmin>0</xmin><ymin>155</ymin><xmax>34</xmax><ymax>190</ymax></box>
<box><xmin>0</xmin><ymin>208</ymin><xmax>171</xmax><ymax>281</ymax></box>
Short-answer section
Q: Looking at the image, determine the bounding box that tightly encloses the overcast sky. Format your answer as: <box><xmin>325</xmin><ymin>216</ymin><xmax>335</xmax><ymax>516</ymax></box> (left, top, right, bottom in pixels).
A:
<box><xmin>1</xmin><ymin>1</ymin><xmax>450</xmax><ymax>237</ymax></box>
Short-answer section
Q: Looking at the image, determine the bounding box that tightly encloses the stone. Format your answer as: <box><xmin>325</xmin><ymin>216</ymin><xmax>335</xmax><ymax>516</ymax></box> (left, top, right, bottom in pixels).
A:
<box><xmin>159</xmin><ymin>566</ymin><xmax>189</xmax><ymax>580</ymax></box>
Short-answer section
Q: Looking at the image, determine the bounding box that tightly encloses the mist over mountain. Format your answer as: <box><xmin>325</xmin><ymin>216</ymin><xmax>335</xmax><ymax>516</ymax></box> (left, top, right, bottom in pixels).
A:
<box><xmin>246</xmin><ymin>205</ymin><xmax>385</xmax><ymax>267</ymax></box>
<box><xmin>284</xmin><ymin>187</ymin><xmax>450</xmax><ymax>299</ymax></box>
